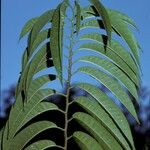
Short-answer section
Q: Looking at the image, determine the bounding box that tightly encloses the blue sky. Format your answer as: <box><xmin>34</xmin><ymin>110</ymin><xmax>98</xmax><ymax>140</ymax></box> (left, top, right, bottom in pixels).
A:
<box><xmin>1</xmin><ymin>0</ymin><xmax>150</xmax><ymax>91</ymax></box>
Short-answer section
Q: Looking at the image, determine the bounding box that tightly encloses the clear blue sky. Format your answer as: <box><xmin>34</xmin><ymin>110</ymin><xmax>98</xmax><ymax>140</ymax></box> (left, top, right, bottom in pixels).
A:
<box><xmin>1</xmin><ymin>0</ymin><xmax>150</xmax><ymax>91</ymax></box>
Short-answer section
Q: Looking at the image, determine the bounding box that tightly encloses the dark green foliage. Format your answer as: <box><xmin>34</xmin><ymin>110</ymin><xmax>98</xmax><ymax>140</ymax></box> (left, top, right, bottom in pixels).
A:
<box><xmin>0</xmin><ymin>0</ymin><xmax>141</xmax><ymax>150</ymax></box>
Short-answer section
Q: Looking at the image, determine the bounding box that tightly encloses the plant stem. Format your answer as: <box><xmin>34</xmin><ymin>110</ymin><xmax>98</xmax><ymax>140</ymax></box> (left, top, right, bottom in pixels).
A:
<box><xmin>64</xmin><ymin>3</ymin><xmax>75</xmax><ymax>150</ymax></box>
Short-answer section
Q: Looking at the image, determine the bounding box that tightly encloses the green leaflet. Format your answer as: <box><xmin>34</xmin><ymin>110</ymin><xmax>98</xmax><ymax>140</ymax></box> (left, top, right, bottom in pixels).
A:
<box><xmin>15</xmin><ymin>77</ymin><xmax>21</xmax><ymax>97</ymax></box>
<box><xmin>19</xmin><ymin>17</ymin><xmax>38</xmax><ymax>40</ymax></box>
<box><xmin>28</xmin><ymin>9</ymin><xmax>54</xmax><ymax>50</ymax></box>
<box><xmin>76</xmin><ymin>83</ymin><xmax>135</xmax><ymax>149</ymax></box>
<box><xmin>82</xmin><ymin>6</ymin><xmax>138</xmax><ymax>31</ymax></box>
<box><xmin>16</xmin><ymin>43</ymin><xmax>51</xmax><ymax>99</ymax></box>
<box><xmin>15</xmin><ymin>64</ymin><xmax>29</xmax><ymax>98</ymax></box>
<box><xmin>25</xmin><ymin>140</ymin><xmax>56</xmax><ymax>150</ymax></box>
<box><xmin>81</xmin><ymin>6</ymin><xmax>140</xmax><ymax>66</ymax></box>
<box><xmin>75</xmin><ymin>96</ymin><xmax>131</xmax><ymax>150</ymax></box>
<box><xmin>107</xmin><ymin>10</ymin><xmax>140</xmax><ymax>65</ymax></box>
<box><xmin>2</xmin><ymin>122</ymin><xmax>9</xmax><ymax>150</ymax></box>
<box><xmin>78</xmin><ymin>56</ymin><xmax>138</xmax><ymax>100</ymax></box>
<box><xmin>9</xmin><ymin>89</ymin><xmax>54</xmax><ymax>138</ymax></box>
<box><xmin>25</xmin><ymin>44</ymin><xmax>52</xmax><ymax>94</ymax></box>
<box><xmin>29</xmin><ymin>29</ymin><xmax>50</xmax><ymax>59</ymax></box>
<box><xmin>73</xmin><ymin>112</ymin><xmax>123</xmax><ymax>150</ymax></box>
<box><xmin>50</xmin><ymin>1</ymin><xmax>67</xmax><ymax>84</ymax></box>
<box><xmin>81</xmin><ymin>19</ymin><xmax>104</xmax><ymax>30</ymax></box>
<box><xmin>34</xmin><ymin>58</ymin><xmax>53</xmax><ymax>74</ymax></box>
<box><xmin>75</xmin><ymin>1</ymin><xmax>81</xmax><ymax>34</ymax></box>
<box><xmin>9</xmin><ymin>121</ymin><xmax>56</xmax><ymax>150</ymax></box>
<box><xmin>0</xmin><ymin>127</ymin><xmax>4</xmax><ymax>148</ymax></box>
<box><xmin>89</xmin><ymin>0</ymin><xmax>111</xmax><ymax>41</ymax></box>
<box><xmin>23</xmin><ymin>29</ymin><xmax>50</xmax><ymax>67</ymax></box>
<box><xmin>27</xmin><ymin>74</ymin><xmax>56</xmax><ymax>99</ymax></box>
<box><xmin>77</xmin><ymin>42</ymin><xmax>140</xmax><ymax>87</ymax></box>
<box><xmin>8</xmin><ymin>94</ymin><xmax>23</xmax><ymax>138</ymax></box>
<box><xmin>50</xmin><ymin>5</ymin><xmax>61</xmax><ymax>82</ymax></box>
<box><xmin>73</xmin><ymin>131</ymin><xmax>103</xmax><ymax>150</ymax></box>
<box><xmin>78</xmin><ymin>66</ymin><xmax>138</xmax><ymax>121</ymax></box>
<box><xmin>79</xmin><ymin>33</ymin><xmax>139</xmax><ymax>77</ymax></box>
<box><xmin>20</xmin><ymin>69</ymin><xmax>29</xmax><ymax>99</ymax></box>
<box><xmin>22</xmin><ymin>48</ymin><xmax>28</xmax><ymax>70</ymax></box>
<box><xmin>107</xmin><ymin>9</ymin><xmax>139</xmax><ymax>31</ymax></box>
<box><xmin>19</xmin><ymin>102</ymin><xmax>58</xmax><ymax>131</ymax></box>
